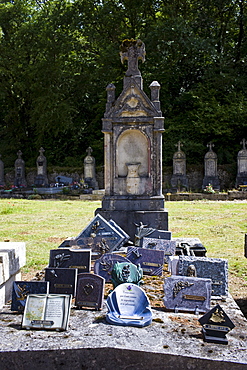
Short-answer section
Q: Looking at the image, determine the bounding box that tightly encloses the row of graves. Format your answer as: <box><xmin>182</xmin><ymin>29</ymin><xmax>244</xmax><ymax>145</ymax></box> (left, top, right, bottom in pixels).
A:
<box><xmin>10</xmin><ymin>214</ymin><xmax>235</xmax><ymax>346</ymax></box>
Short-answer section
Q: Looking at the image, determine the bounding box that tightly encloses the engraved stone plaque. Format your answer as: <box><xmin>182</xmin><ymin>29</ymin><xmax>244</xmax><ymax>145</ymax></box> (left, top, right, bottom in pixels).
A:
<box><xmin>94</xmin><ymin>253</ymin><xmax>131</xmax><ymax>283</ymax></box>
<box><xmin>177</xmin><ymin>256</ymin><xmax>228</xmax><ymax>296</ymax></box>
<box><xmin>106</xmin><ymin>283</ymin><xmax>152</xmax><ymax>327</ymax></box>
<box><xmin>75</xmin><ymin>273</ymin><xmax>105</xmax><ymax>310</ymax></box>
<box><xmin>141</xmin><ymin>238</ymin><xmax>176</xmax><ymax>263</ymax></box>
<box><xmin>164</xmin><ymin>276</ymin><xmax>212</xmax><ymax>313</ymax></box>
<box><xmin>45</xmin><ymin>268</ymin><xmax>77</xmax><ymax>296</ymax></box>
<box><xmin>11</xmin><ymin>281</ymin><xmax>49</xmax><ymax>312</ymax></box>
<box><xmin>49</xmin><ymin>248</ymin><xmax>91</xmax><ymax>274</ymax></box>
<box><xmin>126</xmin><ymin>247</ymin><xmax>164</xmax><ymax>276</ymax></box>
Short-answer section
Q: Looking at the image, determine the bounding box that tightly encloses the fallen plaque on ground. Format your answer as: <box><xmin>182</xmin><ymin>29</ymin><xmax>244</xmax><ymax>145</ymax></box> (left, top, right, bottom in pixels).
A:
<box><xmin>141</xmin><ymin>238</ymin><xmax>176</xmax><ymax>263</ymax></box>
<box><xmin>94</xmin><ymin>253</ymin><xmax>131</xmax><ymax>283</ymax></box>
<box><xmin>177</xmin><ymin>256</ymin><xmax>228</xmax><ymax>296</ymax></box>
<box><xmin>11</xmin><ymin>281</ymin><xmax>49</xmax><ymax>312</ymax></box>
<box><xmin>45</xmin><ymin>268</ymin><xmax>77</xmax><ymax>296</ymax></box>
<box><xmin>111</xmin><ymin>262</ymin><xmax>143</xmax><ymax>288</ymax></box>
<box><xmin>198</xmin><ymin>304</ymin><xmax>235</xmax><ymax>344</ymax></box>
<box><xmin>75</xmin><ymin>273</ymin><xmax>105</xmax><ymax>310</ymax></box>
<box><xmin>49</xmin><ymin>248</ymin><xmax>91</xmax><ymax>273</ymax></box>
<box><xmin>106</xmin><ymin>282</ymin><xmax>152</xmax><ymax>327</ymax></box>
<box><xmin>22</xmin><ymin>294</ymin><xmax>71</xmax><ymax>331</ymax></box>
<box><xmin>126</xmin><ymin>247</ymin><xmax>164</xmax><ymax>276</ymax></box>
<box><xmin>163</xmin><ymin>275</ymin><xmax>212</xmax><ymax>313</ymax></box>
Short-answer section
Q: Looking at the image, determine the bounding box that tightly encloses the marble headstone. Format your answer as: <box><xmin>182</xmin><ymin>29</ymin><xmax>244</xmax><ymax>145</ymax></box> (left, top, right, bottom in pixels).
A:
<box><xmin>94</xmin><ymin>253</ymin><xmax>131</xmax><ymax>283</ymax></box>
<box><xmin>202</xmin><ymin>142</ymin><xmax>220</xmax><ymax>191</ymax></box>
<box><xmin>14</xmin><ymin>150</ymin><xmax>27</xmax><ymax>187</ymax></box>
<box><xmin>75</xmin><ymin>273</ymin><xmax>105</xmax><ymax>310</ymax></box>
<box><xmin>126</xmin><ymin>247</ymin><xmax>164</xmax><ymax>276</ymax></box>
<box><xmin>34</xmin><ymin>147</ymin><xmax>48</xmax><ymax>187</ymax></box>
<box><xmin>171</xmin><ymin>141</ymin><xmax>188</xmax><ymax>191</ymax></box>
<box><xmin>106</xmin><ymin>282</ymin><xmax>152</xmax><ymax>327</ymax></box>
<box><xmin>236</xmin><ymin>138</ymin><xmax>247</xmax><ymax>187</ymax></box>
<box><xmin>164</xmin><ymin>275</ymin><xmax>212</xmax><ymax>313</ymax></box>
<box><xmin>177</xmin><ymin>256</ymin><xmax>228</xmax><ymax>296</ymax></box>
<box><xmin>84</xmin><ymin>147</ymin><xmax>99</xmax><ymax>189</ymax></box>
<box><xmin>141</xmin><ymin>238</ymin><xmax>176</xmax><ymax>263</ymax></box>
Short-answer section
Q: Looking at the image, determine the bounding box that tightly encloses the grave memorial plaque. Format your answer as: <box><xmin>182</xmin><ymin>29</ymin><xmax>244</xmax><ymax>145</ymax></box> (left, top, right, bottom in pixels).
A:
<box><xmin>75</xmin><ymin>273</ymin><xmax>105</xmax><ymax>310</ymax></box>
<box><xmin>199</xmin><ymin>304</ymin><xmax>235</xmax><ymax>344</ymax></box>
<box><xmin>135</xmin><ymin>223</ymin><xmax>171</xmax><ymax>247</ymax></box>
<box><xmin>11</xmin><ymin>281</ymin><xmax>49</xmax><ymax>312</ymax></box>
<box><xmin>49</xmin><ymin>248</ymin><xmax>91</xmax><ymax>274</ymax></box>
<box><xmin>94</xmin><ymin>253</ymin><xmax>131</xmax><ymax>283</ymax></box>
<box><xmin>111</xmin><ymin>262</ymin><xmax>143</xmax><ymax>288</ymax></box>
<box><xmin>22</xmin><ymin>294</ymin><xmax>71</xmax><ymax>331</ymax></box>
<box><xmin>177</xmin><ymin>256</ymin><xmax>228</xmax><ymax>296</ymax></box>
<box><xmin>163</xmin><ymin>276</ymin><xmax>212</xmax><ymax>313</ymax></box>
<box><xmin>106</xmin><ymin>283</ymin><xmax>152</xmax><ymax>327</ymax></box>
<box><xmin>126</xmin><ymin>247</ymin><xmax>164</xmax><ymax>276</ymax></box>
<box><xmin>141</xmin><ymin>238</ymin><xmax>176</xmax><ymax>263</ymax></box>
<box><xmin>108</xmin><ymin>219</ymin><xmax>130</xmax><ymax>245</ymax></box>
<box><xmin>45</xmin><ymin>268</ymin><xmax>77</xmax><ymax>296</ymax></box>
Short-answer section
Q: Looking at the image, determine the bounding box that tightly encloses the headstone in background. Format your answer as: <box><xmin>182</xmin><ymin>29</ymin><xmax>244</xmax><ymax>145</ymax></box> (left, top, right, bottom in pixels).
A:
<box><xmin>84</xmin><ymin>147</ymin><xmax>99</xmax><ymax>190</ymax></box>
<box><xmin>163</xmin><ymin>275</ymin><xmax>212</xmax><ymax>313</ymax></box>
<box><xmin>141</xmin><ymin>238</ymin><xmax>176</xmax><ymax>263</ymax></box>
<box><xmin>55</xmin><ymin>175</ymin><xmax>73</xmax><ymax>186</ymax></box>
<box><xmin>111</xmin><ymin>261</ymin><xmax>143</xmax><ymax>288</ymax></box>
<box><xmin>49</xmin><ymin>248</ymin><xmax>91</xmax><ymax>273</ymax></box>
<box><xmin>45</xmin><ymin>268</ymin><xmax>77</xmax><ymax>296</ymax></box>
<box><xmin>177</xmin><ymin>256</ymin><xmax>228</xmax><ymax>296</ymax></box>
<box><xmin>14</xmin><ymin>150</ymin><xmax>27</xmax><ymax>187</ymax></box>
<box><xmin>106</xmin><ymin>283</ymin><xmax>152</xmax><ymax>327</ymax></box>
<box><xmin>34</xmin><ymin>147</ymin><xmax>48</xmax><ymax>187</ymax></box>
<box><xmin>94</xmin><ymin>253</ymin><xmax>131</xmax><ymax>283</ymax></box>
<box><xmin>235</xmin><ymin>138</ymin><xmax>247</xmax><ymax>188</ymax></box>
<box><xmin>199</xmin><ymin>304</ymin><xmax>235</xmax><ymax>344</ymax></box>
<box><xmin>11</xmin><ymin>281</ymin><xmax>49</xmax><ymax>312</ymax></box>
<box><xmin>171</xmin><ymin>141</ymin><xmax>188</xmax><ymax>191</ymax></box>
<box><xmin>75</xmin><ymin>273</ymin><xmax>105</xmax><ymax>310</ymax></box>
<box><xmin>202</xmin><ymin>142</ymin><xmax>220</xmax><ymax>191</ymax></box>
<box><xmin>0</xmin><ymin>154</ymin><xmax>5</xmax><ymax>186</ymax></box>
<box><xmin>126</xmin><ymin>247</ymin><xmax>164</xmax><ymax>276</ymax></box>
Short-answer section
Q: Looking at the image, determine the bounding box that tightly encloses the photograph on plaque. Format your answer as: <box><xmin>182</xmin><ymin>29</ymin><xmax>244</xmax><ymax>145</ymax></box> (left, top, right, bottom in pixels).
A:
<box><xmin>11</xmin><ymin>281</ymin><xmax>49</xmax><ymax>312</ymax></box>
<box><xmin>49</xmin><ymin>248</ymin><xmax>91</xmax><ymax>273</ymax></box>
<box><xmin>163</xmin><ymin>276</ymin><xmax>212</xmax><ymax>313</ymax></box>
<box><xmin>106</xmin><ymin>283</ymin><xmax>152</xmax><ymax>327</ymax></box>
<box><xmin>22</xmin><ymin>294</ymin><xmax>71</xmax><ymax>331</ymax></box>
<box><xmin>126</xmin><ymin>247</ymin><xmax>164</xmax><ymax>276</ymax></box>
<box><xmin>45</xmin><ymin>268</ymin><xmax>77</xmax><ymax>296</ymax></box>
<box><xmin>75</xmin><ymin>273</ymin><xmax>105</xmax><ymax>310</ymax></box>
<box><xmin>141</xmin><ymin>238</ymin><xmax>176</xmax><ymax>263</ymax></box>
<box><xmin>177</xmin><ymin>256</ymin><xmax>228</xmax><ymax>296</ymax></box>
<box><xmin>94</xmin><ymin>253</ymin><xmax>131</xmax><ymax>283</ymax></box>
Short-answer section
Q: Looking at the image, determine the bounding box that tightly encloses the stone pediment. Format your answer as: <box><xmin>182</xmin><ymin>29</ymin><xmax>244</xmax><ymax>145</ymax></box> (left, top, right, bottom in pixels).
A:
<box><xmin>105</xmin><ymin>79</ymin><xmax>159</xmax><ymax>118</ymax></box>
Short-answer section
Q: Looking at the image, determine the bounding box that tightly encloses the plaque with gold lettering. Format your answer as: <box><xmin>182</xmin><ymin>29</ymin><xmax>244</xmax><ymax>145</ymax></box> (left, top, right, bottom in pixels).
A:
<box><xmin>45</xmin><ymin>268</ymin><xmax>77</xmax><ymax>296</ymax></box>
<box><xmin>49</xmin><ymin>248</ymin><xmax>91</xmax><ymax>274</ymax></box>
<box><xmin>11</xmin><ymin>281</ymin><xmax>49</xmax><ymax>312</ymax></box>
<box><xmin>127</xmin><ymin>247</ymin><xmax>164</xmax><ymax>276</ymax></box>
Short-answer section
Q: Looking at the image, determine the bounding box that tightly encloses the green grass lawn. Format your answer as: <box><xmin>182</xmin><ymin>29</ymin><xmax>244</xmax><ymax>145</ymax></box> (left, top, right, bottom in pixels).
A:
<box><xmin>0</xmin><ymin>199</ymin><xmax>246</xmax><ymax>281</ymax></box>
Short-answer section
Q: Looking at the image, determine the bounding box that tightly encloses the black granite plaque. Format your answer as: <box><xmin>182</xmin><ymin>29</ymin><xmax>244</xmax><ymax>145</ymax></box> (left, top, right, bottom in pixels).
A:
<box><xmin>94</xmin><ymin>253</ymin><xmax>131</xmax><ymax>283</ymax></box>
<box><xmin>49</xmin><ymin>248</ymin><xmax>91</xmax><ymax>274</ymax></box>
<box><xmin>75</xmin><ymin>273</ymin><xmax>105</xmax><ymax>310</ymax></box>
<box><xmin>45</xmin><ymin>268</ymin><xmax>77</xmax><ymax>296</ymax></box>
<box><xmin>126</xmin><ymin>247</ymin><xmax>164</xmax><ymax>276</ymax></box>
<box><xmin>11</xmin><ymin>281</ymin><xmax>49</xmax><ymax>312</ymax></box>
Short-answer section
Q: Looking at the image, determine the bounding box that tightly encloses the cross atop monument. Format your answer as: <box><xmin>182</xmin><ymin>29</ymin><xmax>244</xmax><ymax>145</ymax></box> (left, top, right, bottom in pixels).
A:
<box><xmin>17</xmin><ymin>150</ymin><xmax>22</xmax><ymax>159</ymax></box>
<box><xmin>175</xmin><ymin>141</ymin><xmax>183</xmax><ymax>152</ymax></box>
<box><xmin>241</xmin><ymin>138</ymin><xmax>246</xmax><ymax>150</ymax></box>
<box><xmin>39</xmin><ymin>147</ymin><xmax>45</xmax><ymax>156</ymax></box>
<box><xmin>120</xmin><ymin>39</ymin><xmax>146</xmax><ymax>77</ymax></box>
<box><xmin>86</xmin><ymin>147</ymin><xmax>93</xmax><ymax>156</ymax></box>
<box><xmin>207</xmin><ymin>142</ymin><xmax>214</xmax><ymax>151</ymax></box>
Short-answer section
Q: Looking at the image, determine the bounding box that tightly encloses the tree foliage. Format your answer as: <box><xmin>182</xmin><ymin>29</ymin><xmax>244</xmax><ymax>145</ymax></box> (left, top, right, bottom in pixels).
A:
<box><xmin>0</xmin><ymin>0</ymin><xmax>246</xmax><ymax>167</ymax></box>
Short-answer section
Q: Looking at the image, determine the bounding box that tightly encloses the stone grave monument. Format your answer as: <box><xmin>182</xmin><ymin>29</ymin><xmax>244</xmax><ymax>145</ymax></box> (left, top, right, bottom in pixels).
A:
<box><xmin>84</xmin><ymin>147</ymin><xmax>99</xmax><ymax>189</ymax></box>
<box><xmin>170</xmin><ymin>141</ymin><xmax>188</xmax><ymax>191</ymax></box>
<box><xmin>96</xmin><ymin>39</ymin><xmax>168</xmax><ymax>240</ymax></box>
<box><xmin>14</xmin><ymin>150</ymin><xmax>27</xmax><ymax>187</ymax></box>
<box><xmin>34</xmin><ymin>147</ymin><xmax>49</xmax><ymax>187</ymax></box>
<box><xmin>202</xmin><ymin>142</ymin><xmax>220</xmax><ymax>191</ymax></box>
<box><xmin>0</xmin><ymin>154</ymin><xmax>5</xmax><ymax>186</ymax></box>
<box><xmin>235</xmin><ymin>138</ymin><xmax>247</xmax><ymax>188</ymax></box>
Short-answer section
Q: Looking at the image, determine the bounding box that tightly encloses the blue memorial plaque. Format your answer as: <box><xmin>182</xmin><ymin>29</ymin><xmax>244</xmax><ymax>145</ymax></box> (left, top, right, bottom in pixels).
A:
<box><xmin>11</xmin><ymin>281</ymin><xmax>49</xmax><ymax>312</ymax></box>
<box><xmin>106</xmin><ymin>283</ymin><xmax>152</xmax><ymax>327</ymax></box>
<box><xmin>75</xmin><ymin>273</ymin><xmax>105</xmax><ymax>310</ymax></box>
<box><xmin>94</xmin><ymin>253</ymin><xmax>131</xmax><ymax>283</ymax></box>
<box><xmin>49</xmin><ymin>248</ymin><xmax>91</xmax><ymax>274</ymax></box>
<box><xmin>126</xmin><ymin>247</ymin><xmax>164</xmax><ymax>276</ymax></box>
<box><xmin>45</xmin><ymin>268</ymin><xmax>77</xmax><ymax>296</ymax></box>
<box><xmin>164</xmin><ymin>275</ymin><xmax>212</xmax><ymax>313</ymax></box>
<box><xmin>177</xmin><ymin>256</ymin><xmax>228</xmax><ymax>297</ymax></box>
<box><xmin>141</xmin><ymin>238</ymin><xmax>176</xmax><ymax>263</ymax></box>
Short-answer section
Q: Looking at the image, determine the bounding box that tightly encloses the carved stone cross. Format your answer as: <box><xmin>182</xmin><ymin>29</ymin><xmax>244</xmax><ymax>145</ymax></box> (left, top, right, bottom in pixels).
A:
<box><xmin>120</xmin><ymin>39</ymin><xmax>146</xmax><ymax>77</ymax></box>
<box><xmin>241</xmin><ymin>138</ymin><xmax>246</xmax><ymax>150</ymax></box>
<box><xmin>39</xmin><ymin>147</ymin><xmax>45</xmax><ymax>156</ymax></box>
<box><xmin>86</xmin><ymin>147</ymin><xmax>93</xmax><ymax>156</ymax></box>
<box><xmin>175</xmin><ymin>141</ymin><xmax>183</xmax><ymax>151</ymax></box>
<box><xmin>207</xmin><ymin>142</ymin><xmax>214</xmax><ymax>151</ymax></box>
<box><xmin>17</xmin><ymin>150</ymin><xmax>22</xmax><ymax>159</ymax></box>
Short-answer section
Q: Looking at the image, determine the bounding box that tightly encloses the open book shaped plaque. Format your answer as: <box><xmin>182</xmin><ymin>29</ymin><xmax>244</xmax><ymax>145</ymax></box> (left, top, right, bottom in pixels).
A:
<box><xmin>22</xmin><ymin>294</ymin><xmax>71</xmax><ymax>331</ymax></box>
<box><xmin>106</xmin><ymin>283</ymin><xmax>152</xmax><ymax>327</ymax></box>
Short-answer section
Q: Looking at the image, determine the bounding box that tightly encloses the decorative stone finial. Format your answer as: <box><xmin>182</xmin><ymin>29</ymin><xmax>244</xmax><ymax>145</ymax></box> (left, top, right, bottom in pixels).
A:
<box><xmin>120</xmin><ymin>39</ymin><xmax>145</xmax><ymax>77</ymax></box>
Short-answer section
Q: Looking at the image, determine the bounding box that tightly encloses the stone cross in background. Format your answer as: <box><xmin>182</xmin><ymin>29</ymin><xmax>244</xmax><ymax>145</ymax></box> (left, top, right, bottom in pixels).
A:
<box><xmin>34</xmin><ymin>147</ymin><xmax>48</xmax><ymax>187</ymax></box>
<box><xmin>202</xmin><ymin>142</ymin><xmax>220</xmax><ymax>191</ymax></box>
<box><xmin>14</xmin><ymin>150</ymin><xmax>27</xmax><ymax>188</ymax></box>
<box><xmin>84</xmin><ymin>147</ymin><xmax>99</xmax><ymax>190</ymax></box>
<box><xmin>236</xmin><ymin>138</ymin><xmax>247</xmax><ymax>188</ymax></box>
<box><xmin>171</xmin><ymin>141</ymin><xmax>188</xmax><ymax>191</ymax></box>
